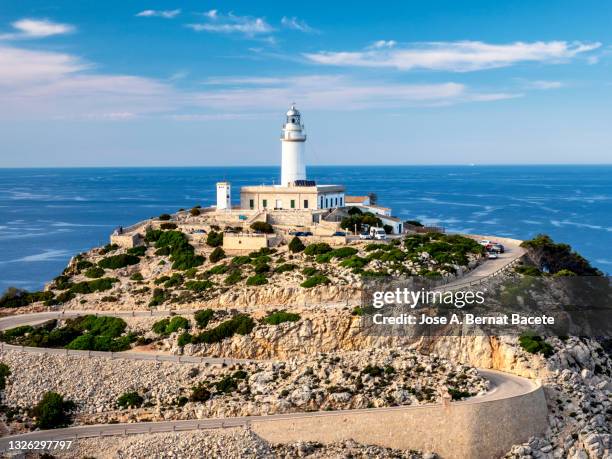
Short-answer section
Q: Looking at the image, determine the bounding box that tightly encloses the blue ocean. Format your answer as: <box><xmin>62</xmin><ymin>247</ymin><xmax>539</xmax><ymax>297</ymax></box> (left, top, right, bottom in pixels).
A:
<box><xmin>0</xmin><ymin>165</ymin><xmax>610</xmax><ymax>291</ymax></box>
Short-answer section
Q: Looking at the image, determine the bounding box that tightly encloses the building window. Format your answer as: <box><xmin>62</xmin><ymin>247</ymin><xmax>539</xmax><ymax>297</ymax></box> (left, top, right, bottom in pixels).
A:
<box><xmin>304</xmin><ymin>199</ymin><xmax>309</xmax><ymax>209</ymax></box>
<box><xmin>249</xmin><ymin>199</ymin><xmax>254</xmax><ymax>209</ymax></box>
<box><xmin>320</xmin><ymin>197</ymin><xmax>324</xmax><ymax>208</ymax></box>
<box><xmin>325</xmin><ymin>198</ymin><xmax>329</xmax><ymax>208</ymax></box>
<box><xmin>340</xmin><ymin>197</ymin><xmax>343</xmax><ymax>206</ymax></box>
<box><xmin>335</xmin><ymin>197</ymin><xmax>338</xmax><ymax>206</ymax></box>
<box><xmin>263</xmin><ymin>199</ymin><xmax>267</xmax><ymax>209</ymax></box>
<box><xmin>290</xmin><ymin>199</ymin><xmax>295</xmax><ymax>209</ymax></box>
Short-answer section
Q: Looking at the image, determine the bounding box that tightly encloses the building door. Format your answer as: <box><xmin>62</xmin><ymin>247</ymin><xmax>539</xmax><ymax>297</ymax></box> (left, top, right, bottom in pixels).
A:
<box><xmin>275</xmin><ymin>199</ymin><xmax>283</xmax><ymax>209</ymax></box>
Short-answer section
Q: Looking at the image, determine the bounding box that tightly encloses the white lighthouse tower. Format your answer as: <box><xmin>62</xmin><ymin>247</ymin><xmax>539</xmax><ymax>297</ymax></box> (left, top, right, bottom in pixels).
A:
<box><xmin>280</xmin><ymin>104</ymin><xmax>307</xmax><ymax>186</ymax></box>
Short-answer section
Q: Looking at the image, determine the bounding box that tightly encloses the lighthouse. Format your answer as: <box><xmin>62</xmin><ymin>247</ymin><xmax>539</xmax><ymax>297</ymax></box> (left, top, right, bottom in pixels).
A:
<box><xmin>280</xmin><ymin>104</ymin><xmax>307</xmax><ymax>186</ymax></box>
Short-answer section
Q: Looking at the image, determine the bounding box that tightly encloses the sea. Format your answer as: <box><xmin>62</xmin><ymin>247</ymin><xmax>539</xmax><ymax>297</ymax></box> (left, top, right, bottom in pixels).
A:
<box><xmin>0</xmin><ymin>165</ymin><xmax>610</xmax><ymax>291</ymax></box>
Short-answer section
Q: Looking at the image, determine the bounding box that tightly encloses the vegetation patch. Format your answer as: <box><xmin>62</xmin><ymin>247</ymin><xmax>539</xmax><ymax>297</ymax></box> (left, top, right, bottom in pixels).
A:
<box><xmin>288</xmin><ymin>236</ymin><xmax>305</xmax><ymax>253</ymax></box>
<box><xmin>301</xmin><ymin>274</ymin><xmax>330</xmax><ymax>288</ymax></box>
<box><xmin>246</xmin><ymin>274</ymin><xmax>268</xmax><ymax>286</ymax></box>
<box><xmin>152</xmin><ymin>316</ymin><xmax>190</xmax><ymax>336</ymax></box>
<box><xmin>185</xmin><ymin>280</ymin><xmax>214</xmax><ymax>292</ymax></box>
<box><xmin>263</xmin><ymin>311</ymin><xmax>300</xmax><ymax>325</ymax></box>
<box><xmin>194</xmin><ymin>309</ymin><xmax>214</xmax><ymax>328</ymax></box>
<box><xmin>117</xmin><ymin>391</ymin><xmax>144</xmax><ymax>409</ymax></box>
<box><xmin>191</xmin><ymin>314</ymin><xmax>255</xmax><ymax>344</ymax></box>
<box><xmin>304</xmin><ymin>243</ymin><xmax>332</xmax><ymax>256</ymax></box>
<box><xmin>32</xmin><ymin>392</ymin><xmax>75</xmax><ymax>429</ymax></box>
<box><xmin>69</xmin><ymin>277</ymin><xmax>118</xmax><ymax>295</ymax></box>
<box><xmin>518</xmin><ymin>332</ymin><xmax>554</xmax><ymax>357</ymax></box>
<box><xmin>98</xmin><ymin>254</ymin><xmax>140</xmax><ymax>270</ymax></box>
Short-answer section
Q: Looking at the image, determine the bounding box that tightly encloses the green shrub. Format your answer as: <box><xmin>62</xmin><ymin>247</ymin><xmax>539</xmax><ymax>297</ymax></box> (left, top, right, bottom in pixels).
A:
<box><xmin>32</xmin><ymin>392</ymin><xmax>75</xmax><ymax>429</ymax></box>
<box><xmin>330</xmin><ymin>247</ymin><xmax>358</xmax><ymax>259</ymax></box>
<box><xmin>190</xmin><ymin>207</ymin><xmax>201</xmax><ymax>216</ymax></box>
<box><xmin>130</xmin><ymin>272</ymin><xmax>144</xmax><ymax>281</ymax></box>
<box><xmin>340</xmin><ymin>212</ymin><xmax>382</xmax><ymax>232</ymax></box>
<box><xmin>192</xmin><ymin>314</ymin><xmax>255</xmax><ymax>344</ymax></box>
<box><xmin>304</xmin><ymin>243</ymin><xmax>332</xmax><ymax>256</ymax></box>
<box><xmin>253</xmin><ymin>262</ymin><xmax>270</xmax><ymax>274</ymax></box>
<box><xmin>189</xmin><ymin>384</ymin><xmax>211</xmax><ymax>402</ymax></box>
<box><xmin>160</xmin><ymin>222</ymin><xmax>177</xmax><ymax>230</ymax></box>
<box><xmin>69</xmin><ymin>278</ymin><xmax>118</xmax><ymax>295</ymax></box>
<box><xmin>518</xmin><ymin>333</ymin><xmax>554</xmax><ymax>357</ymax></box>
<box><xmin>194</xmin><ymin>309</ymin><xmax>214</xmax><ymax>328</ymax></box>
<box><xmin>209</xmin><ymin>247</ymin><xmax>226</xmax><ymax>263</ymax></box>
<box><xmin>288</xmin><ymin>236</ymin><xmax>305</xmax><ymax>253</ymax></box>
<box><xmin>158</xmin><ymin>214</ymin><xmax>172</xmax><ymax>221</ymax></box>
<box><xmin>0</xmin><ymin>288</ymin><xmax>54</xmax><ymax>308</ymax></box>
<box><xmin>362</xmin><ymin>365</ymin><xmax>384</xmax><ymax>377</ymax></box>
<box><xmin>117</xmin><ymin>391</ymin><xmax>144</xmax><ymax>409</ymax></box>
<box><xmin>127</xmin><ymin>246</ymin><xmax>147</xmax><ymax>256</ymax></box>
<box><xmin>224</xmin><ymin>269</ymin><xmax>242</xmax><ymax>285</ymax></box>
<box><xmin>301</xmin><ymin>274</ymin><xmax>330</xmax><ymax>288</ymax></box>
<box><xmin>340</xmin><ymin>256</ymin><xmax>369</xmax><ymax>269</ymax></box>
<box><xmin>216</xmin><ymin>375</ymin><xmax>238</xmax><ymax>393</ymax></box>
<box><xmin>274</xmin><ymin>263</ymin><xmax>297</xmax><ymax>273</ymax></box>
<box><xmin>206</xmin><ymin>231</ymin><xmax>223</xmax><ymax>247</ymax></box>
<box><xmin>84</xmin><ymin>266</ymin><xmax>105</xmax><ymax>278</ymax></box>
<box><xmin>152</xmin><ymin>316</ymin><xmax>189</xmax><ymax>335</ymax></box>
<box><xmin>149</xmin><ymin>288</ymin><xmax>169</xmax><ymax>306</ymax></box>
<box><xmin>163</xmin><ymin>273</ymin><xmax>184</xmax><ymax>288</ymax></box>
<box><xmin>208</xmin><ymin>264</ymin><xmax>229</xmax><ymax>275</ymax></box>
<box><xmin>302</xmin><ymin>267</ymin><xmax>318</xmax><ymax>276</ymax></box>
<box><xmin>264</xmin><ymin>311</ymin><xmax>300</xmax><ymax>325</ymax></box>
<box><xmin>185</xmin><ymin>280</ymin><xmax>214</xmax><ymax>292</ymax></box>
<box><xmin>177</xmin><ymin>332</ymin><xmax>193</xmax><ymax>347</ymax></box>
<box><xmin>448</xmin><ymin>388</ymin><xmax>472</xmax><ymax>401</ymax></box>
<box><xmin>246</xmin><ymin>274</ymin><xmax>268</xmax><ymax>286</ymax></box>
<box><xmin>0</xmin><ymin>363</ymin><xmax>10</xmax><ymax>390</ymax></box>
<box><xmin>231</xmin><ymin>255</ymin><xmax>251</xmax><ymax>265</ymax></box>
<box><xmin>100</xmin><ymin>243</ymin><xmax>119</xmax><ymax>255</ymax></box>
<box><xmin>98</xmin><ymin>254</ymin><xmax>140</xmax><ymax>270</ymax></box>
<box><xmin>250</xmin><ymin>221</ymin><xmax>274</xmax><ymax>233</ymax></box>
<box><xmin>315</xmin><ymin>253</ymin><xmax>333</xmax><ymax>263</ymax></box>
<box><xmin>76</xmin><ymin>260</ymin><xmax>93</xmax><ymax>271</ymax></box>
<box><xmin>145</xmin><ymin>229</ymin><xmax>163</xmax><ymax>243</ymax></box>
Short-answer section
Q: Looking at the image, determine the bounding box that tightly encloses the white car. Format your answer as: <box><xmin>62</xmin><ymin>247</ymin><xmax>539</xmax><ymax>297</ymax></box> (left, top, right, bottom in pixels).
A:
<box><xmin>359</xmin><ymin>233</ymin><xmax>372</xmax><ymax>240</ymax></box>
<box><xmin>479</xmin><ymin>239</ymin><xmax>492</xmax><ymax>246</ymax></box>
<box><xmin>487</xmin><ymin>252</ymin><xmax>498</xmax><ymax>259</ymax></box>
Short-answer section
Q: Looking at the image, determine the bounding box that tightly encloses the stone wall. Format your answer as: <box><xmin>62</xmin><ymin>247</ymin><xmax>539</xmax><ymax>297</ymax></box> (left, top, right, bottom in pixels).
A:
<box><xmin>110</xmin><ymin>233</ymin><xmax>142</xmax><ymax>249</ymax></box>
<box><xmin>223</xmin><ymin>233</ymin><xmax>269</xmax><ymax>253</ymax></box>
<box><xmin>251</xmin><ymin>381</ymin><xmax>548</xmax><ymax>459</ymax></box>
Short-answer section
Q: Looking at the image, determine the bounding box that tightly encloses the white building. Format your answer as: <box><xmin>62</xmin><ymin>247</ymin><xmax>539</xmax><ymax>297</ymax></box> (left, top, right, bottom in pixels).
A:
<box><xmin>216</xmin><ymin>182</ymin><xmax>231</xmax><ymax>210</ymax></box>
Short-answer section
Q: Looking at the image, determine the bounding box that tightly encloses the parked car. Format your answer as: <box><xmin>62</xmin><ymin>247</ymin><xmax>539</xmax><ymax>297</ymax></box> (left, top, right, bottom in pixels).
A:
<box><xmin>487</xmin><ymin>252</ymin><xmax>499</xmax><ymax>259</ymax></box>
<box><xmin>369</xmin><ymin>227</ymin><xmax>387</xmax><ymax>240</ymax></box>
<box><xmin>291</xmin><ymin>231</ymin><xmax>313</xmax><ymax>237</ymax></box>
<box><xmin>193</xmin><ymin>229</ymin><xmax>206</xmax><ymax>234</ymax></box>
<box><xmin>492</xmin><ymin>243</ymin><xmax>505</xmax><ymax>253</ymax></box>
<box><xmin>479</xmin><ymin>239</ymin><xmax>492</xmax><ymax>246</ymax></box>
<box><xmin>359</xmin><ymin>232</ymin><xmax>372</xmax><ymax>240</ymax></box>
<box><xmin>332</xmin><ymin>231</ymin><xmax>347</xmax><ymax>237</ymax></box>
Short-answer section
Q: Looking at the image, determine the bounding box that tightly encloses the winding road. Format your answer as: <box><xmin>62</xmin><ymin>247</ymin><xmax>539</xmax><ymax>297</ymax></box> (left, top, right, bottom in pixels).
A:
<box><xmin>0</xmin><ymin>235</ymin><xmax>533</xmax><ymax>453</ymax></box>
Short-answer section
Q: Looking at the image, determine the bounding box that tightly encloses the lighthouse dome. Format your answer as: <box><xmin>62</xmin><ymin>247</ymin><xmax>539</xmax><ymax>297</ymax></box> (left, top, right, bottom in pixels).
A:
<box><xmin>286</xmin><ymin>104</ymin><xmax>300</xmax><ymax>117</ymax></box>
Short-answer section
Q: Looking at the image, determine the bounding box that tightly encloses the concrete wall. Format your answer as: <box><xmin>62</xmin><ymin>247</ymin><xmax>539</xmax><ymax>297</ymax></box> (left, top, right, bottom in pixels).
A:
<box><xmin>251</xmin><ymin>383</ymin><xmax>548</xmax><ymax>459</ymax></box>
<box><xmin>110</xmin><ymin>233</ymin><xmax>142</xmax><ymax>249</ymax></box>
<box><xmin>223</xmin><ymin>234</ymin><xmax>269</xmax><ymax>253</ymax></box>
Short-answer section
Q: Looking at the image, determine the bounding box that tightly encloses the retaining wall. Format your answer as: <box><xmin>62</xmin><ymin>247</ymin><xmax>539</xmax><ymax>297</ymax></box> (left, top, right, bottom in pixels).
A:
<box><xmin>251</xmin><ymin>383</ymin><xmax>548</xmax><ymax>459</ymax></box>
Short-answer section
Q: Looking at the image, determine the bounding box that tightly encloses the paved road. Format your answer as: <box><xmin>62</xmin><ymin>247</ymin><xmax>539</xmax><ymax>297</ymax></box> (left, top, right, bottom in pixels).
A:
<box><xmin>0</xmin><ymin>369</ymin><xmax>538</xmax><ymax>452</ymax></box>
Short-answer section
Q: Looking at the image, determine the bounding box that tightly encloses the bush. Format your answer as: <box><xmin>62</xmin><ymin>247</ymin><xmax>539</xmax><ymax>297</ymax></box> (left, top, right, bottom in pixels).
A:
<box><xmin>216</xmin><ymin>375</ymin><xmax>238</xmax><ymax>393</ymax></box>
<box><xmin>206</xmin><ymin>231</ymin><xmax>223</xmax><ymax>247</ymax></box>
<box><xmin>0</xmin><ymin>363</ymin><xmax>10</xmax><ymax>390</ymax></box>
<box><xmin>448</xmin><ymin>388</ymin><xmax>472</xmax><ymax>401</ymax></box>
<box><xmin>315</xmin><ymin>253</ymin><xmax>333</xmax><ymax>263</ymax></box>
<box><xmin>302</xmin><ymin>267</ymin><xmax>318</xmax><ymax>276</ymax></box>
<box><xmin>189</xmin><ymin>384</ymin><xmax>211</xmax><ymax>402</ymax></box>
<box><xmin>515</xmin><ymin>265</ymin><xmax>542</xmax><ymax>276</ymax></box>
<box><xmin>149</xmin><ymin>288</ymin><xmax>169</xmax><ymax>307</ymax></box>
<box><xmin>158</xmin><ymin>214</ymin><xmax>172</xmax><ymax>221</ymax></box>
<box><xmin>520</xmin><ymin>234</ymin><xmax>601</xmax><ymax>276</ymax></box>
<box><xmin>231</xmin><ymin>255</ymin><xmax>251</xmax><ymax>266</ymax></box>
<box><xmin>194</xmin><ymin>309</ymin><xmax>214</xmax><ymax>328</ymax></box>
<box><xmin>208</xmin><ymin>264</ymin><xmax>229</xmax><ymax>275</ymax></box>
<box><xmin>304</xmin><ymin>243</ymin><xmax>332</xmax><ymax>256</ymax></box>
<box><xmin>145</xmin><ymin>228</ymin><xmax>164</xmax><ymax>243</ymax></box>
<box><xmin>274</xmin><ymin>263</ymin><xmax>297</xmax><ymax>273</ymax></box>
<box><xmin>301</xmin><ymin>274</ymin><xmax>330</xmax><ymax>288</ymax></box>
<box><xmin>246</xmin><ymin>274</ymin><xmax>268</xmax><ymax>286</ymax></box>
<box><xmin>288</xmin><ymin>236</ymin><xmax>305</xmax><ymax>253</ymax></box>
<box><xmin>69</xmin><ymin>277</ymin><xmax>118</xmax><ymax>295</ymax></box>
<box><xmin>155</xmin><ymin>230</ymin><xmax>204</xmax><ymax>271</ymax></box>
<box><xmin>340</xmin><ymin>256</ymin><xmax>368</xmax><ymax>269</ymax></box>
<box><xmin>253</xmin><ymin>262</ymin><xmax>270</xmax><ymax>274</ymax></box>
<box><xmin>190</xmin><ymin>207</ymin><xmax>201</xmax><ymax>216</ymax></box>
<box><xmin>185</xmin><ymin>280</ymin><xmax>214</xmax><ymax>292</ymax></box>
<box><xmin>84</xmin><ymin>266</ymin><xmax>105</xmax><ymax>278</ymax></box>
<box><xmin>209</xmin><ymin>247</ymin><xmax>226</xmax><ymax>263</ymax></box>
<box><xmin>177</xmin><ymin>332</ymin><xmax>193</xmax><ymax>347</ymax></box>
<box><xmin>264</xmin><ymin>311</ymin><xmax>300</xmax><ymax>325</ymax></box>
<box><xmin>98</xmin><ymin>254</ymin><xmax>140</xmax><ymax>270</ymax></box>
<box><xmin>76</xmin><ymin>260</ymin><xmax>93</xmax><ymax>271</ymax></box>
<box><xmin>0</xmin><ymin>287</ymin><xmax>54</xmax><ymax>308</ymax></box>
<box><xmin>192</xmin><ymin>314</ymin><xmax>255</xmax><ymax>344</ymax></box>
<box><xmin>153</xmin><ymin>316</ymin><xmax>189</xmax><ymax>336</ymax></box>
<box><xmin>117</xmin><ymin>391</ymin><xmax>143</xmax><ymax>409</ymax></box>
<box><xmin>32</xmin><ymin>392</ymin><xmax>75</xmax><ymax>429</ymax></box>
<box><xmin>224</xmin><ymin>269</ymin><xmax>242</xmax><ymax>285</ymax></box>
<box><xmin>250</xmin><ymin>221</ymin><xmax>274</xmax><ymax>234</ymax></box>
<box><xmin>383</xmin><ymin>224</ymin><xmax>393</xmax><ymax>234</ymax></box>
<box><xmin>518</xmin><ymin>333</ymin><xmax>554</xmax><ymax>357</ymax></box>
<box><xmin>130</xmin><ymin>272</ymin><xmax>144</xmax><ymax>281</ymax></box>
<box><xmin>127</xmin><ymin>246</ymin><xmax>147</xmax><ymax>256</ymax></box>
<box><xmin>160</xmin><ymin>222</ymin><xmax>177</xmax><ymax>230</ymax></box>
<box><xmin>330</xmin><ymin>247</ymin><xmax>358</xmax><ymax>259</ymax></box>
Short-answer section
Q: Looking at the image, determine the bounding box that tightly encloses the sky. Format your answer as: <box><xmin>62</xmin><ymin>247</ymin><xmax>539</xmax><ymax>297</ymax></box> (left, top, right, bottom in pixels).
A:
<box><xmin>1</xmin><ymin>1</ymin><xmax>612</xmax><ymax>167</ymax></box>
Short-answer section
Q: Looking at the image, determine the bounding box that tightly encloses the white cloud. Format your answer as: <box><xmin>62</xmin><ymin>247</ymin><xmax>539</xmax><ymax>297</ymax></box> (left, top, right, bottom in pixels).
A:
<box><xmin>136</xmin><ymin>9</ymin><xmax>181</xmax><ymax>19</ymax></box>
<box><xmin>187</xmin><ymin>12</ymin><xmax>273</xmax><ymax>37</ymax></box>
<box><xmin>369</xmin><ymin>40</ymin><xmax>397</xmax><ymax>49</ymax></box>
<box><xmin>281</xmin><ymin>16</ymin><xmax>317</xmax><ymax>33</ymax></box>
<box><xmin>0</xmin><ymin>45</ymin><xmax>520</xmax><ymax>121</ymax></box>
<box><xmin>305</xmin><ymin>40</ymin><xmax>601</xmax><ymax>72</ymax></box>
<box><xmin>525</xmin><ymin>80</ymin><xmax>564</xmax><ymax>90</ymax></box>
<box><xmin>0</xmin><ymin>18</ymin><xmax>74</xmax><ymax>40</ymax></box>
